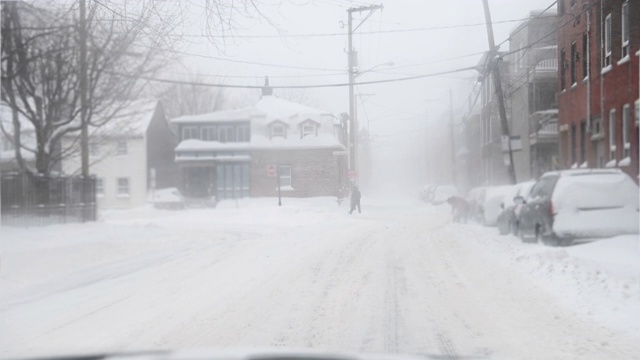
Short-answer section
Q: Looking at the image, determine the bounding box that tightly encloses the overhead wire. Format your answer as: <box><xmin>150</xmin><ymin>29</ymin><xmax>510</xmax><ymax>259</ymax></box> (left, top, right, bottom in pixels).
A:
<box><xmin>107</xmin><ymin>65</ymin><xmax>478</xmax><ymax>89</ymax></box>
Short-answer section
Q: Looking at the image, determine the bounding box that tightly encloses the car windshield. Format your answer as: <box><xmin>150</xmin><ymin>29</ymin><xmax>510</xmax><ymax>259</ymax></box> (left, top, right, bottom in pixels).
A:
<box><xmin>2</xmin><ymin>1</ymin><xmax>639</xmax><ymax>360</ymax></box>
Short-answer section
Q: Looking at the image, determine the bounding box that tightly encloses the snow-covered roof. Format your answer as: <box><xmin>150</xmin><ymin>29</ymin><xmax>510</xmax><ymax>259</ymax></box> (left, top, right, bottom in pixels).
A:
<box><xmin>170</xmin><ymin>107</ymin><xmax>262</xmax><ymax>124</ymax></box>
<box><xmin>176</xmin><ymin>132</ymin><xmax>343</xmax><ymax>152</ymax></box>
<box><xmin>94</xmin><ymin>99</ymin><xmax>159</xmax><ymax>137</ymax></box>
<box><xmin>255</xmin><ymin>95</ymin><xmax>333</xmax><ymax>124</ymax></box>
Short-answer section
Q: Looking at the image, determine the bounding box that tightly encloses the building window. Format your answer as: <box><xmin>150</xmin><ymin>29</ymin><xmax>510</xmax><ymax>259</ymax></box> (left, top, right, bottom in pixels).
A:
<box><xmin>582</xmin><ymin>32</ymin><xmax>589</xmax><ymax>79</ymax></box>
<box><xmin>570</xmin><ymin>41</ymin><xmax>577</xmax><ymax>85</ymax></box>
<box><xmin>560</xmin><ymin>48</ymin><xmax>567</xmax><ymax>90</ymax></box>
<box><xmin>218</xmin><ymin>126</ymin><xmax>235</xmax><ymax>143</ymax></box>
<box><xmin>116</xmin><ymin>140</ymin><xmax>127</xmax><ymax>155</ymax></box>
<box><xmin>117</xmin><ymin>178</ymin><xmax>130</xmax><ymax>197</ymax></box>
<box><xmin>558</xmin><ymin>0</ymin><xmax>565</xmax><ymax>16</ymax></box>
<box><xmin>604</xmin><ymin>13</ymin><xmax>612</xmax><ymax>68</ymax></box>
<box><xmin>609</xmin><ymin>108</ymin><xmax>617</xmax><ymax>160</ymax></box>
<box><xmin>201</xmin><ymin>126</ymin><xmax>217</xmax><ymax>141</ymax></box>
<box><xmin>96</xmin><ymin>178</ymin><xmax>104</xmax><ymax>197</ymax></box>
<box><xmin>271</xmin><ymin>124</ymin><xmax>285</xmax><ymax>138</ymax></box>
<box><xmin>182</xmin><ymin>126</ymin><xmax>199</xmax><ymax>141</ymax></box>
<box><xmin>622</xmin><ymin>1</ymin><xmax>630</xmax><ymax>58</ymax></box>
<box><xmin>236</xmin><ymin>125</ymin><xmax>250</xmax><ymax>142</ymax></box>
<box><xmin>302</xmin><ymin>123</ymin><xmax>316</xmax><ymax>137</ymax></box>
<box><xmin>278</xmin><ymin>165</ymin><xmax>292</xmax><ymax>188</ymax></box>
<box><xmin>622</xmin><ymin>104</ymin><xmax>631</xmax><ymax>158</ymax></box>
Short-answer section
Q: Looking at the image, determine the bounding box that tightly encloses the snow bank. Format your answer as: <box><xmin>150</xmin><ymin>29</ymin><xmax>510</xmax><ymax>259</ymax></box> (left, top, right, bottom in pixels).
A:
<box><xmin>453</xmin><ymin>222</ymin><xmax>640</xmax><ymax>335</ymax></box>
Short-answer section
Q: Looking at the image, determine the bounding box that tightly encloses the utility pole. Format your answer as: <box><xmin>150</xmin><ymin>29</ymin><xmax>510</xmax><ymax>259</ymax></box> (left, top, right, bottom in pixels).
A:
<box><xmin>347</xmin><ymin>4</ymin><xmax>383</xmax><ymax>175</ymax></box>
<box><xmin>79</xmin><ymin>0</ymin><xmax>89</xmax><ymax>177</ymax></box>
<box><xmin>449</xmin><ymin>90</ymin><xmax>457</xmax><ymax>185</ymax></box>
<box><xmin>482</xmin><ymin>0</ymin><xmax>516</xmax><ymax>184</ymax></box>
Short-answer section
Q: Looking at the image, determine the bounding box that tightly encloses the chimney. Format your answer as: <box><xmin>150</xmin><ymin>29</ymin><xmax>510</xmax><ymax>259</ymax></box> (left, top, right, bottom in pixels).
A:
<box><xmin>262</xmin><ymin>76</ymin><xmax>273</xmax><ymax>97</ymax></box>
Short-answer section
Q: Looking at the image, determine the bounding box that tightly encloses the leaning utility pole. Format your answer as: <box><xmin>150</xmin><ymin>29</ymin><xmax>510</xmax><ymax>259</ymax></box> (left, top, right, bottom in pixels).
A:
<box><xmin>449</xmin><ymin>90</ymin><xmax>457</xmax><ymax>185</ymax></box>
<box><xmin>347</xmin><ymin>4</ymin><xmax>383</xmax><ymax>174</ymax></box>
<box><xmin>79</xmin><ymin>0</ymin><xmax>89</xmax><ymax>177</ymax></box>
<box><xmin>482</xmin><ymin>0</ymin><xmax>516</xmax><ymax>184</ymax></box>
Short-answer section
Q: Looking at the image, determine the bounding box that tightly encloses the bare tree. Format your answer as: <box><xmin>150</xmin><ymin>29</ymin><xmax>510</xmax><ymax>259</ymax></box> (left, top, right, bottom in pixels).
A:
<box><xmin>1</xmin><ymin>0</ymin><xmax>277</xmax><ymax>177</ymax></box>
<box><xmin>1</xmin><ymin>1</ymin><xmax>180</xmax><ymax>177</ymax></box>
<box><xmin>158</xmin><ymin>73</ymin><xmax>227</xmax><ymax>120</ymax></box>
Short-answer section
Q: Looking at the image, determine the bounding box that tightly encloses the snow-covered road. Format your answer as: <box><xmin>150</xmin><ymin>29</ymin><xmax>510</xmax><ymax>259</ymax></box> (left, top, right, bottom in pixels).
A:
<box><xmin>1</xmin><ymin>197</ymin><xmax>639</xmax><ymax>359</ymax></box>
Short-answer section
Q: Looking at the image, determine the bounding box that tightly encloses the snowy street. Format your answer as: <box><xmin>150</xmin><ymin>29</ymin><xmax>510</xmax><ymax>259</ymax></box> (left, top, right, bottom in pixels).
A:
<box><xmin>2</xmin><ymin>197</ymin><xmax>639</xmax><ymax>360</ymax></box>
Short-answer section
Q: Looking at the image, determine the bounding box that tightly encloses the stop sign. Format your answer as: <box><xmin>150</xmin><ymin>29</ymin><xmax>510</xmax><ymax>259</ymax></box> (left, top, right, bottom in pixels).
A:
<box><xmin>267</xmin><ymin>164</ymin><xmax>277</xmax><ymax>177</ymax></box>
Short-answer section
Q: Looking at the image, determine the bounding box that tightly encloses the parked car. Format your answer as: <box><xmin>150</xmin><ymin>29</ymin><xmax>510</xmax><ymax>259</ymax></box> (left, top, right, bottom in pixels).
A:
<box><xmin>420</xmin><ymin>184</ymin><xmax>457</xmax><ymax>205</ymax></box>
<box><xmin>467</xmin><ymin>185</ymin><xmax>516</xmax><ymax>226</ymax></box>
<box><xmin>517</xmin><ymin>169</ymin><xmax>639</xmax><ymax>246</ymax></box>
<box><xmin>496</xmin><ymin>180</ymin><xmax>536</xmax><ymax>235</ymax></box>
<box><xmin>150</xmin><ymin>188</ymin><xmax>185</xmax><ymax>210</ymax></box>
<box><xmin>466</xmin><ymin>186</ymin><xmax>486</xmax><ymax>223</ymax></box>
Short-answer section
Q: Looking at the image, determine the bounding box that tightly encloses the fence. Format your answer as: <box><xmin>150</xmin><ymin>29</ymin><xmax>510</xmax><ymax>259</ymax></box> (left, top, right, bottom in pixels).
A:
<box><xmin>1</xmin><ymin>173</ymin><xmax>97</xmax><ymax>227</ymax></box>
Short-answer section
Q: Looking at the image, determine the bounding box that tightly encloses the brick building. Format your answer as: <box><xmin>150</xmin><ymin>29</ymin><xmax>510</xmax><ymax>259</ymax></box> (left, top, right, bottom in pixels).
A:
<box><xmin>557</xmin><ymin>0</ymin><xmax>639</xmax><ymax>180</ymax></box>
<box><xmin>170</xmin><ymin>82</ymin><xmax>347</xmax><ymax>200</ymax></box>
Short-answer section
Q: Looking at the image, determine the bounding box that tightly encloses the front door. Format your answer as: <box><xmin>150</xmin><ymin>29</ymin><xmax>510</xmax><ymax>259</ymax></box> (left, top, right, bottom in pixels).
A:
<box><xmin>184</xmin><ymin>167</ymin><xmax>213</xmax><ymax>198</ymax></box>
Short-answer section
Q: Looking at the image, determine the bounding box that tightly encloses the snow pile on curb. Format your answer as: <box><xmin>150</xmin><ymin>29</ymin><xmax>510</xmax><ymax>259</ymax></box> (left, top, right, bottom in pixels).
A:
<box><xmin>457</xmin><ymin>224</ymin><xmax>640</xmax><ymax>334</ymax></box>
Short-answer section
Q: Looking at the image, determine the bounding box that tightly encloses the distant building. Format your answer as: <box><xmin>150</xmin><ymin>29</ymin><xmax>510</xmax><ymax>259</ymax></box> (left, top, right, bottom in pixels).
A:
<box><xmin>0</xmin><ymin>103</ymin><xmax>37</xmax><ymax>173</ymax></box>
<box><xmin>557</xmin><ymin>0</ymin><xmax>639</xmax><ymax>180</ymax></box>
<box><xmin>508</xmin><ymin>9</ymin><xmax>559</xmax><ymax>180</ymax></box>
<box><xmin>62</xmin><ymin>100</ymin><xmax>177</xmax><ymax>209</ymax></box>
<box><xmin>170</xmin><ymin>81</ymin><xmax>347</xmax><ymax>200</ymax></box>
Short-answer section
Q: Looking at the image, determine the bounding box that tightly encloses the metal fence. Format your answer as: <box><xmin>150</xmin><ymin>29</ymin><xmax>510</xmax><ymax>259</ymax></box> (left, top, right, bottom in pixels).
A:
<box><xmin>1</xmin><ymin>173</ymin><xmax>97</xmax><ymax>227</ymax></box>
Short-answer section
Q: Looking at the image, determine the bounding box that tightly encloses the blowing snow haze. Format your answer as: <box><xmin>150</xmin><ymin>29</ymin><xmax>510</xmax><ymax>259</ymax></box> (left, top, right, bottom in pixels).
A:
<box><xmin>1</xmin><ymin>0</ymin><xmax>639</xmax><ymax>360</ymax></box>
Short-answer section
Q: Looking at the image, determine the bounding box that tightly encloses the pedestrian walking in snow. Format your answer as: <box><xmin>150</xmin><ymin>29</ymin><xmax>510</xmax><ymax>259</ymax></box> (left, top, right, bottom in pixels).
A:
<box><xmin>447</xmin><ymin>196</ymin><xmax>469</xmax><ymax>223</ymax></box>
<box><xmin>349</xmin><ymin>186</ymin><xmax>361</xmax><ymax>214</ymax></box>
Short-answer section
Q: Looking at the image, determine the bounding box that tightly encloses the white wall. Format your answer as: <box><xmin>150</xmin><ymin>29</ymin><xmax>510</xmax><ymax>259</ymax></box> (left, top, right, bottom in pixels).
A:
<box><xmin>62</xmin><ymin>137</ymin><xmax>148</xmax><ymax>209</ymax></box>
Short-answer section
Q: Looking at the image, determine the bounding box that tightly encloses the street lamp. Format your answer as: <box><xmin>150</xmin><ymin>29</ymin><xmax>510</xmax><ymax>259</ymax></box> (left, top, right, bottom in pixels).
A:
<box><xmin>354</xmin><ymin>61</ymin><xmax>395</xmax><ymax>80</ymax></box>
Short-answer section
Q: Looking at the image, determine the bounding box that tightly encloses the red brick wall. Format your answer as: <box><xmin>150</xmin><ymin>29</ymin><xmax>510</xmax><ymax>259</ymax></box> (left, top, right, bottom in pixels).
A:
<box><xmin>250</xmin><ymin>149</ymin><xmax>342</xmax><ymax>197</ymax></box>
<box><xmin>558</xmin><ymin>0</ymin><xmax>639</xmax><ymax>180</ymax></box>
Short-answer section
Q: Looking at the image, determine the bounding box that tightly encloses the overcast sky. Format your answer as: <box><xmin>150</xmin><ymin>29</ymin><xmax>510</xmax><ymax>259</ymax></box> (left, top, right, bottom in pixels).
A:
<box><xmin>164</xmin><ymin>0</ymin><xmax>556</xmax><ymax>191</ymax></box>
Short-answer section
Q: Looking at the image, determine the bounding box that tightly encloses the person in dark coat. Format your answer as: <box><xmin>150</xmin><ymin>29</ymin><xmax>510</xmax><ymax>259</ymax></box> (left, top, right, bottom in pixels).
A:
<box><xmin>447</xmin><ymin>196</ymin><xmax>469</xmax><ymax>223</ymax></box>
<box><xmin>349</xmin><ymin>186</ymin><xmax>361</xmax><ymax>214</ymax></box>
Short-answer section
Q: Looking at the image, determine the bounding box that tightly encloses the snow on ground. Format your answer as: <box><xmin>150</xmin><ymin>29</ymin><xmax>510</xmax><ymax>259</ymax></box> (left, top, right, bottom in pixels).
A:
<box><xmin>1</xmin><ymin>196</ymin><xmax>639</xmax><ymax>360</ymax></box>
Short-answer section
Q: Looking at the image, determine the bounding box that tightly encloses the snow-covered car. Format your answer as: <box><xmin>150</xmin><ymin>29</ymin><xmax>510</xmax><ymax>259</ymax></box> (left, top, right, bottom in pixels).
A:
<box><xmin>496</xmin><ymin>180</ymin><xmax>536</xmax><ymax>235</ymax></box>
<box><xmin>419</xmin><ymin>184</ymin><xmax>457</xmax><ymax>205</ymax></box>
<box><xmin>517</xmin><ymin>169</ymin><xmax>639</xmax><ymax>246</ymax></box>
<box><xmin>150</xmin><ymin>188</ymin><xmax>185</xmax><ymax>210</ymax></box>
<box><xmin>472</xmin><ymin>185</ymin><xmax>515</xmax><ymax>226</ymax></box>
<box><xmin>466</xmin><ymin>186</ymin><xmax>486</xmax><ymax>223</ymax></box>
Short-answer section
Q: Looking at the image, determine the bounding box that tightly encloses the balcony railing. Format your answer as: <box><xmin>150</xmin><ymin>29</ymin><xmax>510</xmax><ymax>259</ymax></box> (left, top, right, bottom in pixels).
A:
<box><xmin>529</xmin><ymin>109</ymin><xmax>559</xmax><ymax>145</ymax></box>
<box><xmin>535</xmin><ymin>58</ymin><xmax>558</xmax><ymax>72</ymax></box>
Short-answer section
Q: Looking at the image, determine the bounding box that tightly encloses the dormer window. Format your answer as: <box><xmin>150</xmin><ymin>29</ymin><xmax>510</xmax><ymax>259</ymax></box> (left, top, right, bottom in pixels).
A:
<box><xmin>270</xmin><ymin>123</ymin><xmax>286</xmax><ymax>138</ymax></box>
<box><xmin>302</xmin><ymin>123</ymin><xmax>316</xmax><ymax>137</ymax></box>
<box><xmin>299</xmin><ymin>119</ymin><xmax>320</xmax><ymax>138</ymax></box>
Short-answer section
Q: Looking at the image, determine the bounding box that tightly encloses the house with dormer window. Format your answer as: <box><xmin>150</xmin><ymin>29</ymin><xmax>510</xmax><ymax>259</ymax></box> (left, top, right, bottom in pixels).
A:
<box><xmin>170</xmin><ymin>79</ymin><xmax>347</xmax><ymax>200</ymax></box>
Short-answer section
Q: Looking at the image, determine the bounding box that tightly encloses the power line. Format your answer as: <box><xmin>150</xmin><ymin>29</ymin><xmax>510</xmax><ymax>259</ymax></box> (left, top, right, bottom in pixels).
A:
<box><xmin>108</xmin><ymin>66</ymin><xmax>477</xmax><ymax>89</ymax></box>
<box><xmin>136</xmin><ymin>17</ymin><xmax>537</xmax><ymax>39</ymax></box>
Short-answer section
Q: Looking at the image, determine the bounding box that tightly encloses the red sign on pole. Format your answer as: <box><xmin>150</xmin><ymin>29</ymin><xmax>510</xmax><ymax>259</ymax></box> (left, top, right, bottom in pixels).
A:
<box><xmin>348</xmin><ymin>170</ymin><xmax>358</xmax><ymax>178</ymax></box>
<box><xmin>267</xmin><ymin>164</ymin><xmax>277</xmax><ymax>177</ymax></box>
